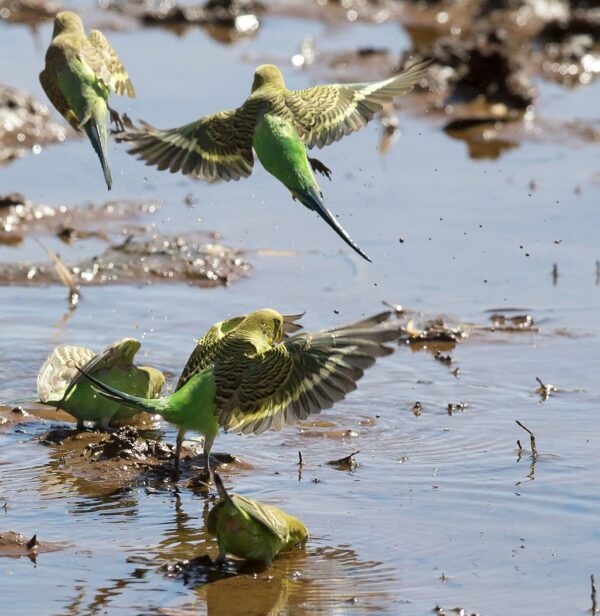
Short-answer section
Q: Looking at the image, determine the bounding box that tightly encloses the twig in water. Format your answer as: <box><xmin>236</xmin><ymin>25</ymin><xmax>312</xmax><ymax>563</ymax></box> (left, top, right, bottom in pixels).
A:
<box><xmin>36</xmin><ymin>239</ymin><xmax>80</xmax><ymax>310</ymax></box>
<box><xmin>298</xmin><ymin>451</ymin><xmax>303</xmax><ymax>466</ymax></box>
<box><xmin>592</xmin><ymin>574</ymin><xmax>597</xmax><ymax>614</ymax></box>
<box><xmin>552</xmin><ymin>263</ymin><xmax>559</xmax><ymax>285</ymax></box>
<box><xmin>535</xmin><ymin>377</ymin><xmax>556</xmax><ymax>401</ymax></box>
<box><xmin>516</xmin><ymin>420</ymin><xmax>538</xmax><ymax>460</ymax></box>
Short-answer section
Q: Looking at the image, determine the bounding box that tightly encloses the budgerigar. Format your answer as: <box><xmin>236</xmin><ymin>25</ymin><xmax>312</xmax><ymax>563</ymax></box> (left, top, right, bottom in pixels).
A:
<box><xmin>77</xmin><ymin>309</ymin><xmax>401</xmax><ymax>474</ymax></box>
<box><xmin>119</xmin><ymin>62</ymin><xmax>429</xmax><ymax>260</ymax></box>
<box><xmin>38</xmin><ymin>338</ymin><xmax>164</xmax><ymax>428</ymax></box>
<box><xmin>39</xmin><ymin>11</ymin><xmax>135</xmax><ymax>189</ymax></box>
<box><xmin>207</xmin><ymin>472</ymin><xmax>308</xmax><ymax>565</ymax></box>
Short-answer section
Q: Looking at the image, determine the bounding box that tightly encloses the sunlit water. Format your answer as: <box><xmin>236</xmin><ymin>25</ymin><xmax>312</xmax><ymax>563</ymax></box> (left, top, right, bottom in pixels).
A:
<box><xmin>1</xmin><ymin>2</ymin><xmax>600</xmax><ymax>614</ymax></box>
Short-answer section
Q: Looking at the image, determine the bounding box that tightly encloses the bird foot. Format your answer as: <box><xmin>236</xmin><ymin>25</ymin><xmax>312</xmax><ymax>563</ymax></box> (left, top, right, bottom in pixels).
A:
<box><xmin>108</xmin><ymin>106</ymin><xmax>125</xmax><ymax>133</ymax></box>
<box><xmin>308</xmin><ymin>157</ymin><xmax>332</xmax><ymax>180</ymax></box>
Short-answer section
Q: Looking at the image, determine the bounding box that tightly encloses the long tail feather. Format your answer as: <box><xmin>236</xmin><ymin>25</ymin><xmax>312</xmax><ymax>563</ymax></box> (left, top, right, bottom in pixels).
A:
<box><xmin>295</xmin><ymin>186</ymin><xmax>371</xmax><ymax>262</ymax></box>
<box><xmin>75</xmin><ymin>367</ymin><xmax>167</xmax><ymax>414</ymax></box>
<box><xmin>83</xmin><ymin>119</ymin><xmax>112</xmax><ymax>190</ymax></box>
<box><xmin>213</xmin><ymin>472</ymin><xmax>233</xmax><ymax>504</ymax></box>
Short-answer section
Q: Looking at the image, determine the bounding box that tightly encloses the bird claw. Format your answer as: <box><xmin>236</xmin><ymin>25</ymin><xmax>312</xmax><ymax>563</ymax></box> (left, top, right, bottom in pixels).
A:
<box><xmin>308</xmin><ymin>157</ymin><xmax>332</xmax><ymax>180</ymax></box>
<box><xmin>108</xmin><ymin>106</ymin><xmax>125</xmax><ymax>133</ymax></box>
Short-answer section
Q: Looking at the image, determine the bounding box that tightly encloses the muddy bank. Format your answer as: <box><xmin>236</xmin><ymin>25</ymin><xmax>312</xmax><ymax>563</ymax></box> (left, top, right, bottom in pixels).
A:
<box><xmin>0</xmin><ymin>83</ymin><xmax>67</xmax><ymax>168</ymax></box>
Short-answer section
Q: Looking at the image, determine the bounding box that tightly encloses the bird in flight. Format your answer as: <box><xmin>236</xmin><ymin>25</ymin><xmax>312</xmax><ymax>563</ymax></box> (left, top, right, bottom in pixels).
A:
<box><xmin>119</xmin><ymin>62</ymin><xmax>428</xmax><ymax>260</ymax></box>
<box><xmin>40</xmin><ymin>11</ymin><xmax>134</xmax><ymax>189</ymax></box>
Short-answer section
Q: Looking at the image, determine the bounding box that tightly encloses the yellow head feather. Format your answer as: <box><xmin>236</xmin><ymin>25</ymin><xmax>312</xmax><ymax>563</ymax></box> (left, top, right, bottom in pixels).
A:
<box><xmin>52</xmin><ymin>11</ymin><xmax>85</xmax><ymax>37</ymax></box>
<box><xmin>251</xmin><ymin>65</ymin><xmax>286</xmax><ymax>92</ymax></box>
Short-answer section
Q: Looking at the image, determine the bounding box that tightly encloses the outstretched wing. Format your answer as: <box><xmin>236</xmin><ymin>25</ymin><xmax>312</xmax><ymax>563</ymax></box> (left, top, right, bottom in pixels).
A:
<box><xmin>61</xmin><ymin>338</ymin><xmax>141</xmax><ymax>402</ymax></box>
<box><xmin>176</xmin><ymin>312</ymin><xmax>305</xmax><ymax>391</ymax></box>
<box><xmin>285</xmin><ymin>61</ymin><xmax>428</xmax><ymax>148</ymax></box>
<box><xmin>82</xmin><ymin>30</ymin><xmax>135</xmax><ymax>97</ymax></box>
<box><xmin>176</xmin><ymin>316</ymin><xmax>246</xmax><ymax>391</ymax></box>
<box><xmin>37</xmin><ymin>345</ymin><xmax>96</xmax><ymax>402</ymax></box>
<box><xmin>119</xmin><ymin>106</ymin><xmax>256</xmax><ymax>182</ymax></box>
<box><xmin>213</xmin><ymin>312</ymin><xmax>400</xmax><ymax>435</ymax></box>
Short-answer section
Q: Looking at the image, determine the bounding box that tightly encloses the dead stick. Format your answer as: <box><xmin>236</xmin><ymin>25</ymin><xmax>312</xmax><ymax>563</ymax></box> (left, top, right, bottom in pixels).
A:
<box><xmin>592</xmin><ymin>574</ymin><xmax>597</xmax><ymax>614</ymax></box>
<box><xmin>516</xmin><ymin>420</ymin><xmax>538</xmax><ymax>460</ymax></box>
<box><xmin>298</xmin><ymin>451</ymin><xmax>303</xmax><ymax>466</ymax></box>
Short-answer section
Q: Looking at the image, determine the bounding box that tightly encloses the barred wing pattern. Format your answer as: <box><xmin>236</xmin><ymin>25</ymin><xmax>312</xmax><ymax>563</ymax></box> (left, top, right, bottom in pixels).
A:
<box><xmin>37</xmin><ymin>345</ymin><xmax>96</xmax><ymax>402</ymax></box>
<box><xmin>83</xmin><ymin>30</ymin><xmax>135</xmax><ymax>97</ymax></box>
<box><xmin>213</xmin><ymin>312</ymin><xmax>400</xmax><ymax>435</ymax></box>
<box><xmin>285</xmin><ymin>61</ymin><xmax>429</xmax><ymax>148</ymax></box>
<box><xmin>120</xmin><ymin>106</ymin><xmax>257</xmax><ymax>182</ymax></box>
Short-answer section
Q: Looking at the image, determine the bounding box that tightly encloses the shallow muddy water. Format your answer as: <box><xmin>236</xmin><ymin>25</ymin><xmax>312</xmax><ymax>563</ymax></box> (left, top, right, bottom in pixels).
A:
<box><xmin>1</xmin><ymin>1</ymin><xmax>600</xmax><ymax>615</ymax></box>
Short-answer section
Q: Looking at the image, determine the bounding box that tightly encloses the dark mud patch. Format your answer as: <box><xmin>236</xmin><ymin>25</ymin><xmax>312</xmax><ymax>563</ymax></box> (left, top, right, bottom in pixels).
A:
<box><xmin>0</xmin><ymin>231</ymin><xmax>250</xmax><ymax>287</ymax></box>
<box><xmin>0</xmin><ymin>531</ymin><xmax>68</xmax><ymax>561</ymax></box>
<box><xmin>105</xmin><ymin>0</ymin><xmax>262</xmax><ymax>41</ymax></box>
<box><xmin>0</xmin><ymin>83</ymin><xmax>67</xmax><ymax>168</ymax></box>
<box><xmin>0</xmin><ymin>193</ymin><xmax>158</xmax><ymax>241</ymax></box>
<box><xmin>40</xmin><ymin>426</ymin><xmax>243</xmax><ymax>497</ymax></box>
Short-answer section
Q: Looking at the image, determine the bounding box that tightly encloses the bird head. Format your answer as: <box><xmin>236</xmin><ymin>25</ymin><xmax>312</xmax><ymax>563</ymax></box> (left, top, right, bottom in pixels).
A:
<box><xmin>52</xmin><ymin>11</ymin><xmax>84</xmax><ymax>37</ymax></box>
<box><xmin>241</xmin><ymin>309</ymin><xmax>285</xmax><ymax>345</ymax></box>
<box><xmin>251</xmin><ymin>65</ymin><xmax>285</xmax><ymax>92</ymax></box>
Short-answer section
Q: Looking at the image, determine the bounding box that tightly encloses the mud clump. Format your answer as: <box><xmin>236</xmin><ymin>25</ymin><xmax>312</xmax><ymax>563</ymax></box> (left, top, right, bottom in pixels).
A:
<box><xmin>86</xmin><ymin>426</ymin><xmax>174</xmax><ymax>462</ymax></box>
<box><xmin>0</xmin><ymin>231</ymin><xmax>250</xmax><ymax>287</ymax></box>
<box><xmin>0</xmin><ymin>531</ymin><xmax>67</xmax><ymax>561</ymax></box>
<box><xmin>406</xmin><ymin>27</ymin><xmax>536</xmax><ymax>111</ymax></box>
<box><xmin>0</xmin><ymin>83</ymin><xmax>67</xmax><ymax>168</ymax></box>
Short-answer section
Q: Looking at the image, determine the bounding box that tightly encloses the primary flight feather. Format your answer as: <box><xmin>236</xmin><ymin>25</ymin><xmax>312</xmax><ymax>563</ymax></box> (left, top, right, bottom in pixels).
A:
<box><xmin>77</xmin><ymin>309</ymin><xmax>401</xmax><ymax>474</ymax></box>
<box><xmin>39</xmin><ymin>11</ymin><xmax>135</xmax><ymax>189</ymax></box>
<box><xmin>119</xmin><ymin>62</ymin><xmax>428</xmax><ymax>260</ymax></box>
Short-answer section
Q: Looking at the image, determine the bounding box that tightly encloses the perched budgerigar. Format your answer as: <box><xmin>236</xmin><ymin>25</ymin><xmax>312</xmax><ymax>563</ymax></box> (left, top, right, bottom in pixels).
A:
<box><xmin>207</xmin><ymin>472</ymin><xmax>308</xmax><ymax>565</ymax></box>
<box><xmin>77</xmin><ymin>309</ymin><xmax>401</xmax><ymax>474</ymax></box>
<box><xmin>119</xmin><ymin>62</ymin><xmax>429</xmax><ymax>260</ymax></box>
<box><xmin>38</xmin><ymin>338</ymin><xmax>164</xmax><ymax>428</ymax></box>
<box><xmin>39</xmin><ymin>11</ymin><xmax>135</xmax><ymax>189</ymax></box>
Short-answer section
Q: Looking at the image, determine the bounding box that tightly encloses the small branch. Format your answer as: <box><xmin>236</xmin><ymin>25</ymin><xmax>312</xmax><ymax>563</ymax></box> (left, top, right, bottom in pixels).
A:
<box><xmin>516</xmin><ymin>420</ymin><xmax>538</xmax><ymax>460</ymax></box>
<box><xmin>592</xmin><ymin>574</ymin><xmax>597</xmax><ymax>614</ymax></box>
<box><xmin>297</xmin><ymin>451</ymin><xmax>303</xmax><ymax>466</ymax></box>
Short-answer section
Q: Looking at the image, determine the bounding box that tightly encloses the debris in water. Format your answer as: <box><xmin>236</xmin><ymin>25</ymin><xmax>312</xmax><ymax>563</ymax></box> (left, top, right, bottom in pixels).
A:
<box><xmin>535</xmin><ymin>376</ymin><xmax>557</xmax><ymax>401</ymax></box>
<box><xmin>0</xmin><ymin>531</ymin><xmax>67</xmax><ymax>561</ymax></box>
<box><xmin>516</xmin><ymin>420</ymin><xmax>538</xmax><ymax>461</ymax></box>
<box><xmin>412</xmin><ymin>401</ymin><xmax>422</xmax><ymax>416</ymax></box>
<box><xmin>447</xmin><ymin>402</ymin><xmax>468</xmax><ymax>415</ymax></box>
<box><xmin>36</xmin><ymin>239</ymin><xmax>80</xmax><ymax>310</ymax></box>
<box><xmin>592</xmin><ymin>574</ymin><xmax>598</xmax><ymax>615</ymax></box>
<box><xmin>327</xmin><ymin>450</ymin><xmax>360</xmax><ymax>471</ymax></box>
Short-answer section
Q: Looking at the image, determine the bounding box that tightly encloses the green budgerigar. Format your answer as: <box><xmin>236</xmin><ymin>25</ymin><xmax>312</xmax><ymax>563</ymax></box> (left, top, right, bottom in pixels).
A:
<box><xmin>38</xmin><ymin>338</ymin><xmax>164</xmax><ymax>428</ymax></box>
<box><xmin>77</xmin><ymin>309</ymin><xmax>401</xmax><ymax>473</ymax></box>
<box><xmin>119</xmin><ymin>62</ymin><xmax>429</xmax><ymax>261</ymax></box>
<box><xmin>39</xmin><ymin>11</ymin><xmax>135</xmax><ymax>189</ymax></box>
<box><xmin>207</xmin><ymin>472</ymin><xmax>308</xmax><ymax>565</ymax></box>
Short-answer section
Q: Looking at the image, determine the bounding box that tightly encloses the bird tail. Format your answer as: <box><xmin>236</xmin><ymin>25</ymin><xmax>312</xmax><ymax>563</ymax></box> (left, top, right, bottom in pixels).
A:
<box><xmin>213</xmin><ymin>472</ymin><xmax>233</xmax><ymax>504</ymax></box>
<box><xmin>295</xmin><ymin>186</ymin><xmax>371</xmax><ymax>262</ymax></box>
<box><xmin>83</xmin><ymin>117</ymin><xmax>112</xmax><ymax>190</ymax></box>
<box><xmin>75</xmin><ymin>367</ymin><xmax>169</xmax><ymax>415</ymax></box>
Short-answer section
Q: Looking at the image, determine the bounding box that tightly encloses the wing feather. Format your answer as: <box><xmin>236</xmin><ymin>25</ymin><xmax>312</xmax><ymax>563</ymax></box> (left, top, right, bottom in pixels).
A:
<box><xmin>37</xmin><ymin>345</ymin><xmax>96</xmax><ymax>402</ymax></box>
<box><xmin>119</xmin><ymin>108</ymin><xmax>256</xmax><ymax>182</ymax></box>
<box><xmin>82</xmin><ymin>30</ymin><xmax>135</xmax><ymax>97</ymax></box>
<box><xmin>213</xmin><ymin>313</ymin><xmax>401</xmax><ymax>434</ymax></box>
<box><xmin>285</xmin><ymin>61</ymin><xmax>429</xmax><ymax>149</ymax></box>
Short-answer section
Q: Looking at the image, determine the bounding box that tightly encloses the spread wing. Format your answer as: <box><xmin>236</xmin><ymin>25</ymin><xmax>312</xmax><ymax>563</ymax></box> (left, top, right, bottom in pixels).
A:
<box><xmin>176</xmin><ymin>316</ymin><xmax>246</xmax><ymax>391</ymax></box>
<box><xmin>61</xmin><ymin>338</ymin><xmax>141</xmax><ymax>402</ymax></box>
<box><xmin>82</xmin><ymin>30</ymin><xmax>135</xmax><ymax>97</ymax></box>
<box><xmin>230</xmin><ymin>494</ymin><xmax>290</xmax><ymax>542</ymax></box>
<box><xmin>213</xmin><ymin>311</ymin><xmax>400</xmax><ymax>435</ymax></box>
<box><xmin>39</xmin><ymin>67</ymin><xmax>80</xmax><ymax>131</ymax></box>
<box><xmin>118</xmin><ymin>105</ymin><xmax>257</xmax><ymax>182</ymax></box>
<box><xmin>176</xmin><ymin>312</ymin><xmax>305</xmax><ymax>391</ymax></box>
<box><xmin>285</xmin><ymin>61</ymin><xmax>429</xmax><ymax>148</ymax></box>
<box><xmin>37</xmin><ymin>345</ymin><xmax>96</xmax><ymax>402</ymax></box>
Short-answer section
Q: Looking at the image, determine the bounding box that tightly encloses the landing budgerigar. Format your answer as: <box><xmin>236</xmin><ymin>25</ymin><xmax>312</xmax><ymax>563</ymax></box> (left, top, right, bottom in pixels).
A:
<box><xmin>119</xmin><ymin>62</ymin><xmax>429</xmax><ymax>260</ymax></box>
<box><xmin>37</xmin><ymin>338</ymin><xmax>164</xmax><ymax>428</ymax></box>
<box><xmin>207</xmin><ymin>472</ymin><xmax>308</xmax><ymax>564</ymax></box>
<box><xmin>77</xmin><ymin>309</ymin><xmax>402</xmax><ymax>473</ymax></box>
<box><xmin>39</xmin><ymin>11</ymin><xmax>135</xmax><ymax>189</ymax></box>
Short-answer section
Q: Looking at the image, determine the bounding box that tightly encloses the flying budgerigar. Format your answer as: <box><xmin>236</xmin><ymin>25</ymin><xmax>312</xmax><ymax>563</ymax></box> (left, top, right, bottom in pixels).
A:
<box><xmin>207</xmin><ymin>472</ymin><xmax>308</xmax><ymax>564</ymax></box>
<box><xmin>39</xmin><ymin>11</ymin><xmax>135</xmax><ymax>189</ymax></box>
<box><xmin>37</xmin><ymin>338</ymin><xmax>164</xmax><ymax>428</ymax></box>
<box><xmin>119</xmin><ymin>62</ymin><xmax>429</xmax><ymax>261</ymax></box>
<box><xmin>77</xmin><ymin>309</ymin><xmax>401</xmax><ymax>474</ymax></box>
